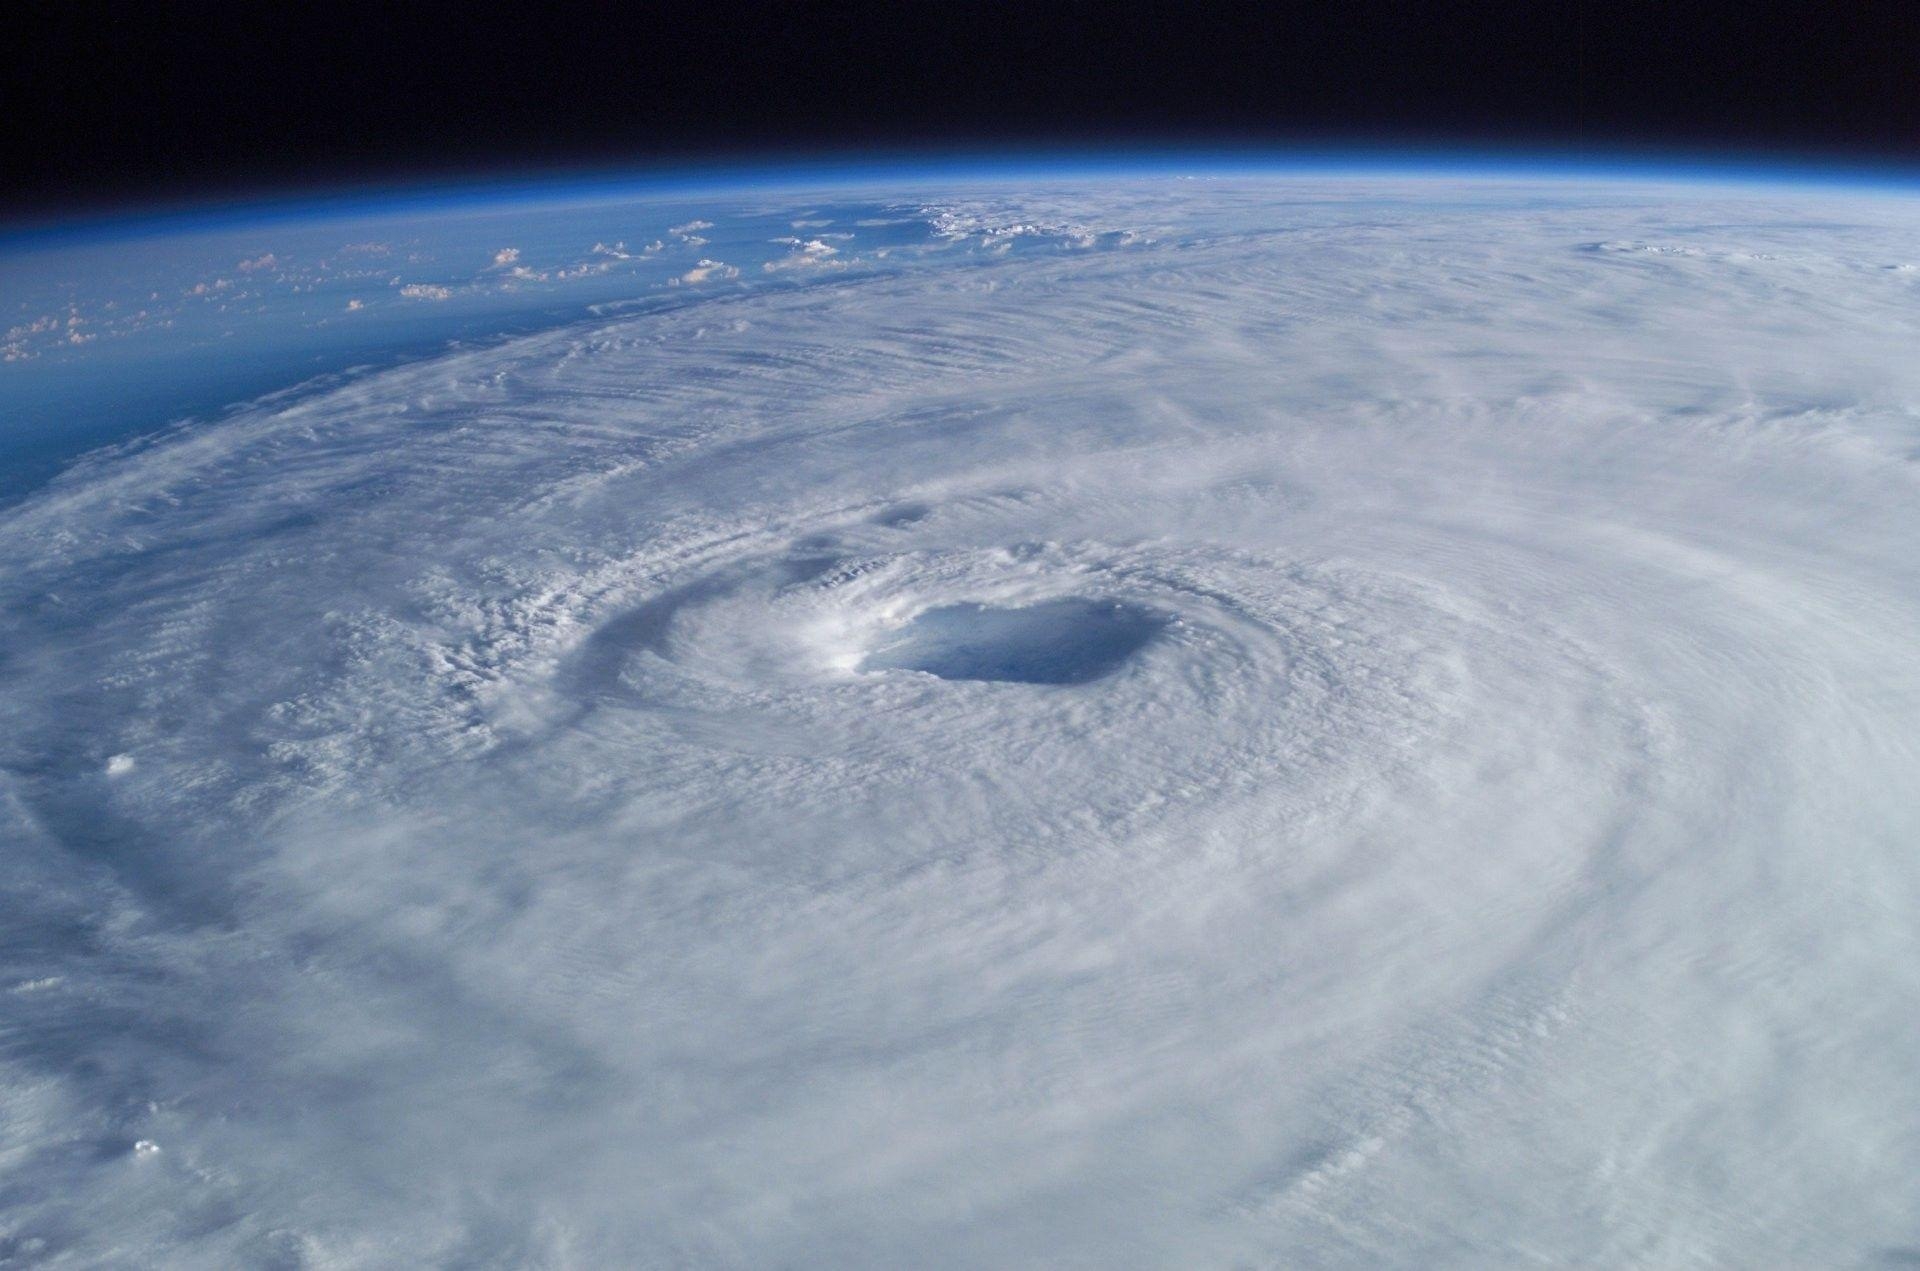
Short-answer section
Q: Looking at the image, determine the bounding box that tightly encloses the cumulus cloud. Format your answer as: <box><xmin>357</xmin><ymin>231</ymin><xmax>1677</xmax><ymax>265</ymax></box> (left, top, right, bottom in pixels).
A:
<box><xmin>397</xmin><ymin>282</ymin><xmax>454</xmax><ymax>301</ymax></box>
<box><xmin>674</xmin><ymin>258</ymin><xmax>739</xmax><ymax>284</ymax></box>
<box><xmin>762</xmin><ymin>238</ymin><xmax>846</xmax><ymax>272</ymax></box>
<box><xmin>4</xmin><ymin>315</ymin><xmax>60</xmax><ymax>359</ymax></box>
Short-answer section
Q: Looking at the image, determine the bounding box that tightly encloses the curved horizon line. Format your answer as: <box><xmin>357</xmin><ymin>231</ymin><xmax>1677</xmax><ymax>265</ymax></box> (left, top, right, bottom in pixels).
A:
<box><xmin>8</xmin><ymin>138</ymin><xmax>1920</xmax><ymax>247</ymax></box>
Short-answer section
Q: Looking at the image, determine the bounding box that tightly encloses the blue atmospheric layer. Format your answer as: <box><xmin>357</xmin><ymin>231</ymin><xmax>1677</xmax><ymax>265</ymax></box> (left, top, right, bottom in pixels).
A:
<box><xmin>8</xmin><ymin>144</ymin><xmax>1920</xmax><ymax>248</ymax></box>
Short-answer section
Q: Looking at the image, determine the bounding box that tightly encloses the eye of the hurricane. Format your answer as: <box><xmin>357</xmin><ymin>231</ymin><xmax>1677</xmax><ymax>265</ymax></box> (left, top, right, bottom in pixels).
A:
<box><xmin>858</xmin><ymin>598</ymin><xmax>1168</xmax><ymax>685</ymax></box>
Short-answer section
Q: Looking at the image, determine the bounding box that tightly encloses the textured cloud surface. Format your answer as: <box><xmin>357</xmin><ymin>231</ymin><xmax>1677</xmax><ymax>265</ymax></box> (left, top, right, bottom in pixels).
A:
<box><xmin>3</xmin><ymin>177</ymin><xmax>1920</xmax><ymax>1266</ymax></box>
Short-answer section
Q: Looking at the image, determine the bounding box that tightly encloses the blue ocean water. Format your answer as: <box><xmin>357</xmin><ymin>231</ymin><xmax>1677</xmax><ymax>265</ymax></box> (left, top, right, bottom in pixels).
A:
<box><xmin>0</xmin><ymin>187</ymin><xmax>946</xmax><ymax>503</ymax></box>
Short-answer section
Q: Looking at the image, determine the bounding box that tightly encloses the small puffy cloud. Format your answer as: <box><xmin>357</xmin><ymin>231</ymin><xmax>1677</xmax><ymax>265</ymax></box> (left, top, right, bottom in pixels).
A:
<box><xmin>399</xmin><ymin>283</ymin><xmax>454</xmax><ymax>302</ymax></box>
<box><xmin>7</xmin><ymin>315</ymin><xmax>60</xmax><ymax>339</ymax></box>
<box><xmin>346</xmin><ymin>298</ymin><xmax>365</xmax><ymax>311</ymax></box>
<box><xmin>491</xmin><ymin>247</ymin><xmax>521</xmax><ymax>267</ymax></box>
<box><xmin>674</xmin><ymin>260</ymin><xmax>739</xmax><ymax>285</ymax></box>
<box><xmin>668</xmin><ymin>219</ymin><xmax>713</xmax><ymax>236</ymax></box>
<box><xmin>237</xmin><ymin>253</ymin><xmax>281</xmax><ymax>272</ymax></box>
<box><xmin>763</xmin><ymin>239</ymin><xmax>846</xmax><ymax>272</ymax></box>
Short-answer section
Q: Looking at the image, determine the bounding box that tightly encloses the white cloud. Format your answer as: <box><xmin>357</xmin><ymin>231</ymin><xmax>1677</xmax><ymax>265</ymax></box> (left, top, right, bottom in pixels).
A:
<box><xmin>763</xmin><ymin>238</ymin><xmax>845</xmax><ymax>272</ymax></box>
<box><xmin>6</xmin><ymin>315</ymin><xmax>59</xmax><ymax>339</ymax></box>
<box><xmin>398</xmin><ymin>283</ymin><xmax>454</xmax><ymax>301</ymax></box>
<box><xmin>674</xmin><ymin>259</ymin><xmax>739</xmax><ymax>284</ymax></box>
<box><xmin>668</xmin><ymin>219</ymin><xmax>713</xmax><ymax>236</ymax></box>
<box><xmin>491</xmin><ymin>247</ymin><xmax>521</xmax><ymax>267</ymax></box>
<box><xmin>237</xmin><ymin>253</ymin><xmax>281</xmax><ymax>272</ymax></box>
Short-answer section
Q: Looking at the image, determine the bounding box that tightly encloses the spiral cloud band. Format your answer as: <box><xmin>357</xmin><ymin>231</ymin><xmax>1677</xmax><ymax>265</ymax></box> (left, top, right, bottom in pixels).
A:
<box><xmin>3</xmin><ymin>178</ymin><xmax>1919</xmax><ymax>1265</ymax></box>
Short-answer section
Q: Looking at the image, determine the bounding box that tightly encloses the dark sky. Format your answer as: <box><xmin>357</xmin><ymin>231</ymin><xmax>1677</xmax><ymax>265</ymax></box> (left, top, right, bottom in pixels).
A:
<box><xmin>9</xmin><ymin>0</ymin><xmax>1920</xmax><ymax>217</ymax></box>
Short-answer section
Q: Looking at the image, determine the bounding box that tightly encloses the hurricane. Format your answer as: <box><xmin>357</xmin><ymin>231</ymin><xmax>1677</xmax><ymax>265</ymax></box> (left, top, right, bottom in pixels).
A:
<box><xmin>3</xmin><ymin>172</ymin><xmax>1918</xmax><ymax>1266</ymax></box>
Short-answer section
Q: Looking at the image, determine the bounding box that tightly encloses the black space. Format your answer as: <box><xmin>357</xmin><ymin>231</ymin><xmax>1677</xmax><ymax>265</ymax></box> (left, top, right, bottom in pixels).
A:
<box><xmin>8</xmin><ymin>0</ymin><xmax>1920</xmax><ymax>217</ymax></box>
